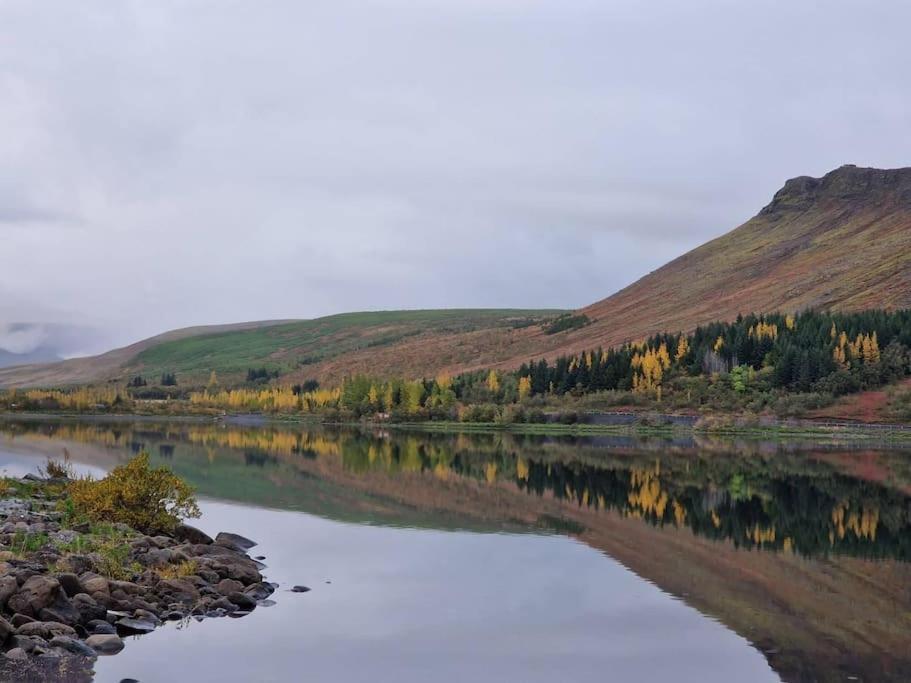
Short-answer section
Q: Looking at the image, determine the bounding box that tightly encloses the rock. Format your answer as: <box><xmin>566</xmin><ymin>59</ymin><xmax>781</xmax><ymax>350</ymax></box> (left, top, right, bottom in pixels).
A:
<box><xmin>115</xmin><ymin>617</ymin><xmax>156</xmax><ymax>634</ymax></box>
<box><xmin>15</xmin><ymin>621</ymin><xmax>76</xmax><ymax>640</ymax></box>
<box><xmin>215</xmin><ymin>532</ymin><xmax>257</xmax><ymax>552</ymax></box>
<box><xmin>80</xmin><ymin>575</ymin><xmax>110</xmax><ymax>597</ymax></box>
<box><xmin>38</xmin><ymin>592</ymin><xmax>81</xmax><ymax>626</ymax></box>
<box><xmin>87</xmin><ymin>620</ymin><xmax>117</xmax><ymax>635</ymax></box>
<box><xmin>55</xmin><ymin>573</ymin><xmax>82</xmax><ymax>598</ymax></box>
<box><xmin>108</xmin><ymin>580</ymin><xmax>142</xmax><ymax>596</ymax></box>
<box><xmin>133</xmin><ymin>609</ymin><xmax>160</xmax><ymax>625</ymax></box>
<box><xmin>254</xmin><ymin>555</ymin><xmax>266</xmax><ymax>561</ymax></box>
<box><xmin>0</xmin><ymin>616</ymin><xmax>13</xmax><ymax>644</ymax></box>
<box><xmin>155</xmin><ymin>578</ymin><xmax>199</xmax><ymax>603</ymax></box>
<box><xmin>209</xmin><ymin>596</ymin><xmax>237</xmax><ymax>612</ymax></box>
<box><xmin>10</xmin><ymin>614</ymin><xmax>35</xmax><ymax>628</ymax></box>
<box><xmin>258</xmin><ymin>599</ymin><xmax>276</xmax><ymax>607</ymax></box>
<box><xmin>72</xmin><ymin>593</ymin><xmax>107</xmax><ymax>623</ymax></box>
<box><xmin>85</xmin><ymin>633</ymin><xmax>124</xmax><ymax>654</ymax></box>
<box><xmin>226</xmin><ymin>592</ymin><xmax>256</xmax><ymax>611</ymax></box>
<box><xmin>174</xmin><ymin>524</ymin><xmax>213</xmax><ymax>545</ymax></box>
<box><xmin>49</xmin><ymin>635</ymin><xmax>96</xmax><ymax>657</ymax></box>
<box><xmin>0</xmin><ymin>575</ymin><xmax>18</xmax><ymax>609</ymax></box>
<box><xmin>243</xmin><ymin>582</ymin><xmax>274</xmax><ymax>601</ymax></box>
<box><xmin>215</xmin><ymin>579</ymin><xmax>244</xmax><ymax>596</ymax></box>
<box><xmin>10</xmin><ymin>634</ymin><xmax>46</xmax><ymax>653</ymax></box>
<box><xmin>291</xmin><ymin>585</ymin><xmax>311</xmax><ymax>593</ymax></box>
<box><xmin>141</xmin><ymin>548</ymin><xmax>173</xmax><ymax>568</ymax></box>
<box><xmin>4</xmin><ymin>647</ymin><xmax>27</xmax><ymax>660</ymax></box>
<box><xmin>8</xmin><ymin>575</ymin><xmax>61</xmax><ymax>617</ymax></box>
<box><xmin>207</xmin><ymin>556</ymin><xmax>262</xmax><ymax>585</ymax></box>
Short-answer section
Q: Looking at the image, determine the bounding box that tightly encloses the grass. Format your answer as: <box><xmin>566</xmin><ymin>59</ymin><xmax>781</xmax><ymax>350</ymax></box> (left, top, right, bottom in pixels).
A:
<box><xmin>131</xmin><ymin>309</ymin><xmax>564</xmax><ymax>382</ymax></box>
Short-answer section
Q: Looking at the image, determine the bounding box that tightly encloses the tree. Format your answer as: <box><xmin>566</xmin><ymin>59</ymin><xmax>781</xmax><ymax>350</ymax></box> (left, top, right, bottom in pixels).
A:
<box><xmin>486</xmin><ymin>370</ymin><xmax>500</xmax><ymax>394</ymax></box>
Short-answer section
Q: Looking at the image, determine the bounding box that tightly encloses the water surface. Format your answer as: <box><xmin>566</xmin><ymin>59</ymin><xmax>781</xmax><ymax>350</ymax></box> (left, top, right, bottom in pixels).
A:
<box><xmin>1</xmin><ymin>418</ymin><xmax>910</xmax><ymax>682</ymax></box>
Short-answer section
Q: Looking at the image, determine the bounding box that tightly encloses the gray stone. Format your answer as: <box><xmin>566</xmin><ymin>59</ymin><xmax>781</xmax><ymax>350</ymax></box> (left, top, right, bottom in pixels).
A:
<box><xmin>49</xmin><ymin>635</ymin><xmax>97</xmax><ymax>657</ymax></box>
<box><xmin>7</xmin><ymin>575</ymin><xmax>61</xmax><ymax>617</ymax></box>
<box><xmin>0</xmin><ymin>575</ymin><xmax>18</xmax><ymax>609</ymax></box>
<box><xmin>291</xmin><ymin>585</ymin><xmax>311</xmax><ymax>593</ymax></box>
<box><xmin>115</xmin><ymin>617</ymin><xmax>156</xmax><ymax>634</ymax></box>
<box><xmin>15</xmin><ymin>621</ymin><xmax>76</xmax><ymax>639</ymax></box>
<box><xmin>87</xmin><ymin>619</ymin><xmax>117</xmax><ymax>635</ymax></box>
<box><xmin>0</xmin><ymin>616</ymin><xmax>13</xmax><ymax>644</ymax></box>
<box><xmin>174</xmin><ymin>523</ymin><xmax>213</xmax><ymax>545</ymax></box>
<box><xmin>55</xmin><ymin>572</ymin><xmax>82</xmax><ymax>598</ymax></box>
<box><xmin>215</xmin><ymin>532</ymin><xmax>257</xmax><ymax>552</ymax></box>
<box><xmin>38</xmin><ymin>593</ymin><xmax>81</xmax><ymax>626</ymax></box>
<box><xmin>215</xmin><ymin>578</ymin><xmax>244</xmax><ymax>596</ymax></box>
<box><xmin>226</xmin><ymin>592</ymin><xmax>257</xmax><ymax>611</ymax></box>
<box><xmin>3</xmin><ymin>647</ymin><xmax>27</xmax><ymax>660</ymax></box>
<box><xmin>85</xmin><ymin>633</ymin><xmax>124</xmax><ymax>654</ymax></box>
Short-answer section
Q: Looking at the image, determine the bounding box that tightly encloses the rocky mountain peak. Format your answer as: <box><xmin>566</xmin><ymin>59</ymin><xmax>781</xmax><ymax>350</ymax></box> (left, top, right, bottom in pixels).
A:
<box><xmin>760</xmin><ymin>164</ymin><xmax>911</xmax><ymax>215</ymax></box>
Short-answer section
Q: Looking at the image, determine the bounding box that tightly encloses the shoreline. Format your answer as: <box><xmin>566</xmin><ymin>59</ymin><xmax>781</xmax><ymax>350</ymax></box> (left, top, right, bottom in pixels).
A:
<box><xmin>3</xmin><ymin>410</ymin><xmax>911</xmax><ymax>442</ymax></box>
<box><xmin>0</xmin><ymin>475</ymin><xmax>276</xmax><ymax>678</ymax></box>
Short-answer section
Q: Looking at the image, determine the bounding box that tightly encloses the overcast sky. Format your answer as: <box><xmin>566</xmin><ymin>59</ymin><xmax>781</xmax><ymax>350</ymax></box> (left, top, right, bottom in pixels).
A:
<box><xmin>1</xmin><ymin>0</ymin><xmax>910</xmax><ymax>354</ymax></box>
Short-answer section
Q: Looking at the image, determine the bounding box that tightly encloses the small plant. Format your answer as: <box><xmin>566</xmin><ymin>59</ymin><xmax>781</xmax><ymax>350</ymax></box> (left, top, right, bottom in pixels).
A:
<box><xmin>68</xmin><ymin>452</ymin><xmax>200</xmax><ymax>534</ymax></box>
<box><xmin>11</xmin><ymin>531</ymin><xmax>49</xmax><ymax>556</ymax></box>
<box><xmin>40</xmin><ymin>450</ymin><xmax>75</xmax><ymax>479</ymax></box>
<box><xmin>157</xmin><ymin>559</ymin><xmax>199</xmax><ymax>579</ymax></box>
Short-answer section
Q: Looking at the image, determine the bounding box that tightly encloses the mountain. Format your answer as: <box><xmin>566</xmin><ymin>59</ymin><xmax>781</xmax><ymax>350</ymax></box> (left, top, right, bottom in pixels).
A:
<box><xmin>1</xmin><ymin>164</ymin><xmax>909</xmax><ymax>388</ymax></box>
<box><xmin>536</xmin><ymin>164</ymin><xmax>911</xmax><ymax>357</ymax></box>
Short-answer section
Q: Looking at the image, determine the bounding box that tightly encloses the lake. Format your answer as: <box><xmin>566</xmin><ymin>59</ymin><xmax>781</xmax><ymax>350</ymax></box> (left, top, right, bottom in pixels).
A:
<box><xmin>1</xmin><ymin>417</ymin><xmax>909</xmax><ymax>682</ymax></box>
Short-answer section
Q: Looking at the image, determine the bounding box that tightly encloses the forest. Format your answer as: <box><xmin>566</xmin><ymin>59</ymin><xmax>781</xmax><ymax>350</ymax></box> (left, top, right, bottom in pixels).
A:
<box><xmin>3</xmin><ymin>309</ymin><xmax>911</xmax><ymax>424</ymax></box>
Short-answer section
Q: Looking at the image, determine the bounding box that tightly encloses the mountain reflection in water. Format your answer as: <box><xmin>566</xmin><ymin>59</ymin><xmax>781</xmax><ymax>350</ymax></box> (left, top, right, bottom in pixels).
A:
<box><xmin>0</xmin><ymin>418</ymin><xmax>910</xmax><ymax>682</ymax></box>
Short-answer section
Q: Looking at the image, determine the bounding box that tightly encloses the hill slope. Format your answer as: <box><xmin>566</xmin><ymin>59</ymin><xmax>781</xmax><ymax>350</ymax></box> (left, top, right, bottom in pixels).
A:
<box><xmin>482</xmin><ymin>163</ymin><xmax>911</xmax><ymax>367</ymax></box>
<box><xmin>2</xmin><ymin>164</ymin><xmax>909</xmax><ymax>388</ymax></box>
<box><xmin>0</xmin><ymin>310</ymin><xmax>560</xmax><ymax>388</ymax></box>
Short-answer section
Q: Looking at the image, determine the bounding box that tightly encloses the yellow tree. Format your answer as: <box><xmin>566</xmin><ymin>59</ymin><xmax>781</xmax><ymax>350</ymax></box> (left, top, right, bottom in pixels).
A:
<box><xmin>486</xmin><ymin>370</ymin><xmax>500</xmax><ymax>393</ymax></box>
<box><xmin>517</xmin><ymin>376</ymin><xmax>532</xmax><ymax>401</ymax></box>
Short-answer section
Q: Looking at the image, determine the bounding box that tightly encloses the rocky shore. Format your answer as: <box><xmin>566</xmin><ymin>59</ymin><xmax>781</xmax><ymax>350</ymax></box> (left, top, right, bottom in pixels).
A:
<box><xmin>0</xmin><ymin>475</ymin><xmax>276</xmax><ymax>680</ymax></box>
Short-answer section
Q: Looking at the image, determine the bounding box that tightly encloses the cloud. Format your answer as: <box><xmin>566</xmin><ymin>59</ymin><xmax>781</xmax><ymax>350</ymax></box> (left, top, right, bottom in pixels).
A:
<box><xmin>0</xmin><ymin>0</ymin><xmax>909</xmax><ymax>350</ymax></box>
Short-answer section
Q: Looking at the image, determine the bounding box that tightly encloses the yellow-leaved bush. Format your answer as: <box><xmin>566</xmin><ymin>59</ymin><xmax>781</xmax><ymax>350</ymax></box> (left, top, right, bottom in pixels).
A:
<box><xmin>68</xmin><ymin>452</ymin><xmax>200</xmax><ymax>534</ymax></box>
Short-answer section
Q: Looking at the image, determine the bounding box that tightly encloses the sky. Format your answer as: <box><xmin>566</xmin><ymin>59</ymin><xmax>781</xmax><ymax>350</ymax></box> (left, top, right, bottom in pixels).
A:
<box><xmin>1</xmin><ymin>0</ymin><xmax>910</xmax><ymax>355</ymax></box>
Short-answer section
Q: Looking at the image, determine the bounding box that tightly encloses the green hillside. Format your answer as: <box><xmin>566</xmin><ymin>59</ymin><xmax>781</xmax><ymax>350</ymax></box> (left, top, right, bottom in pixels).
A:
<box><xmin>128</xmin><ymin>309</ymin><xmax>562</xmax><ymax>385</ymax></box>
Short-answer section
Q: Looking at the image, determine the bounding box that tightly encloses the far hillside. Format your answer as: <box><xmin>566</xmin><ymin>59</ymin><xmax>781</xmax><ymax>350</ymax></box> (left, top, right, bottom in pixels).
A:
<box><xmin>0</xmin><ymin>310</ymin><xmax>562</xmax><ymax>388</ymax></box>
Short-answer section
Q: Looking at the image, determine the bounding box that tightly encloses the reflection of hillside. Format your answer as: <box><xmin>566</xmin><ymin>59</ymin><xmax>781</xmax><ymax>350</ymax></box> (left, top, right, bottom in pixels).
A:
<box><xmin>2</xmin><ymin>419</ymin><xmax>911</xmax><ymax>682</ymax></box>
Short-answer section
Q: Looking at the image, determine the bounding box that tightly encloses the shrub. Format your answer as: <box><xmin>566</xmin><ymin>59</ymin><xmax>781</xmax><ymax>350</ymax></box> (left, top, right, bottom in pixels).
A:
<box><xmin>68</xmin><ymin>452</ymin><xmax>200</xmax><ymax>534</ymax></box>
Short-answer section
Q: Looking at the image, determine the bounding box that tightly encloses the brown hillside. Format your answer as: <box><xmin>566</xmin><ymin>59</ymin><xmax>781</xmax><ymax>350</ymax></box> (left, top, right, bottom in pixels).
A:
<box><xmin>480</xmin><ymin>164</ymin><xmax>911</xmax><ymax>369</ymax></box>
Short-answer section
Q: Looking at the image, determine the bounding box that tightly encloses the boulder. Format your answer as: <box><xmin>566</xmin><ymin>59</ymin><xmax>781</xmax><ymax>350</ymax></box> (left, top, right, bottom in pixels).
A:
<box><xmin>173</xmin><ymin>524</ymin><xmax>213</xmax><ymax>545</ymax></box>
<box><xmin>80</xmin><ymin>575</ymin><xmax>109</xmax><ymax>597</ymax></box>
<box><xmin>37</xmin><ymin>593</ymin><xmax>81</xmax><ymax>626</ymax></box>
<box><xmin>243</xmin><ymin>582</ymin><xmax>275</xmax><ymax>601</ymax></box>
<box><xmin>0</xmin><ymin>575</ymin><xmax>19</xmax><ymax>609</ymax></box>
<box><xmin>291</xmin><ymin>585</ymin><xmax>311</xmax><ymax>593</ymax></box>
<box><xmin>7</xmin><ymin>575</ymin><xmax>61</xmax><ymax>617</ymax></box>
<box><xmin>72</xmin><ymin>593</ymin><xmax>107</xmax><ymax>624</ymax></box>
<box><xmin>226</xmin><ymin>592</ymin><xmax>257</xmax><ymax>611</ymax></box>
<box><xmin>49</xmin><ymin>636</ymin><xmax>96</xmax><ymax>657</ymax></box>
<box><xmin>155</xmin><ymin>579</ymin><xmax>199</xmax><ymax>604</ymax></box>
<box><xmin>15</xmin><ymin>621</ymin><xmax>76</xmax><ymax>640</ymax></box>
<box><xmin>108</xmin><ymin>580</ymin><xmax>142</xmax><ymax>596</ymax></box>
<box><xmin>87</xmin><ymin>619</ymin><xmax>116</xmax><ymax>635</ymax></box>
<box><xmin>55</xmin><ymin>573</ymin><xmax>82</xmax><ymax>598</ymax></box>
<box><xmin>215</xmin><ymin>579</ymin><xmax>244</xmax><ymax>596</ymax></box>
<box><xmin>215</xmin><ymin>532</ymin><xmax>257</xmax><ymax>552</ymax></box>
<box><xmin>85</xmin><ymin>633</ymin><xmax>124</xmax><ymax>654</ymax></box>
<box><xmin>3</xmin><ymin>648</ymin><xmax>27</xmax><ymax>660</ymax></box>
<box><xmin>115</xmin><ymin>617</ymin><xmax>156</xmax><ymax>634</ymax></box>
<box><xmin>0</xmin><ymin>616</ymin><xmax>13</xmax><ymax>645</ymax></box>
<box><xmin>10</xmin><ymin>614</ymin><xmax>35</xmax><ymax>628</ymax></box>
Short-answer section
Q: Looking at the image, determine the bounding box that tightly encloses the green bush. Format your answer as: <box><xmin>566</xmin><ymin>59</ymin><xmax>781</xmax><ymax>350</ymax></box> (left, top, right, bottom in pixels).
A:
<box><xmin>68</xmin><ymin>453</ymin><xmax>200</xmax><ymax>534</ymax></box>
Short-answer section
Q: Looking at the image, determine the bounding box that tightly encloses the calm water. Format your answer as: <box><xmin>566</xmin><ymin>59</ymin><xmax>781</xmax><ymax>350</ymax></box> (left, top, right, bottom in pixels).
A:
<box><xmin>1</xmin><ymin>419</ymin><xmax>910</xmax><ymax>682</ymax></box>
